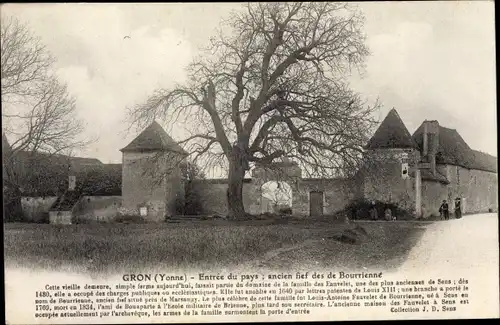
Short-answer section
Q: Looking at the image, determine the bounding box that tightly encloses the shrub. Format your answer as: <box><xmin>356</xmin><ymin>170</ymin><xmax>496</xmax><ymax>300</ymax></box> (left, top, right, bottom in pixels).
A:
<box><xmin>174</xmin><ymin>197</ymin><xmax>185</xmax><ymax>215</ymax></box>
<box><xmin>184</xmin><ymin>185</ymin><xmax>204</xmax><ymax>215</ymax></box>
<box><xmin>114</xmin><ymin>214</ymin><xmax>146</xmax><ymax>224</ymax></box>
<box><xmin>278</xmin><ymin>207</ymin><xmax>293</xmax><ymax>215</ymax></box>
<box><xmin>341</xmin><ymin>198</ymin><xmax>414</xmax><ymax>220</ymax></box>
<box><xmin>180</xmin><ymin>161</ymin><xmax>205</xmax><ymax>215</ymax></box>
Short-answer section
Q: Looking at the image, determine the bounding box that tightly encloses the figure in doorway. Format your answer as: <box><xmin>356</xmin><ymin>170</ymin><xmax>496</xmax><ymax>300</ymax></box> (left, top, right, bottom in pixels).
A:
<box><xmin>369</xmin><ymin>201</ymin><xmax>378</xmax><ymax>221</ymax></box>
<box><xmin>454</xmin><ymin>197</ymin><xmax>462</xmax><ymax>219</ymax></box>
<box><xmin>384</xmin><ymin>206</ymin><xmax>393</xmax><ymax>221</ymax></box>
<box><xmin>439</xmin><ymin>200</ymin><xmax>449</xmax><ymax>220</ymax></box>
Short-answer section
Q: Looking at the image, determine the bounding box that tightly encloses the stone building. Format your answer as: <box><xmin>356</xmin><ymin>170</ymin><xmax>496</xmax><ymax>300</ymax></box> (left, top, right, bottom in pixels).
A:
<box><xmin>120</xmin><ymin>121</ymin><xmax>187</xmax><ymax>221</ymax></box>
<box><xmin>9</xmin><ymin>110</ymin><xmax>498</xmax><ymax>223</ymax></box>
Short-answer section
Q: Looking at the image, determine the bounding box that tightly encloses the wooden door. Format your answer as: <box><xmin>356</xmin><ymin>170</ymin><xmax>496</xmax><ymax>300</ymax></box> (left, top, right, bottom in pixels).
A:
<box><xmin>309</xmin><ymin>191</ymin><xmax>324</xmax><ymax>216</ymax></box>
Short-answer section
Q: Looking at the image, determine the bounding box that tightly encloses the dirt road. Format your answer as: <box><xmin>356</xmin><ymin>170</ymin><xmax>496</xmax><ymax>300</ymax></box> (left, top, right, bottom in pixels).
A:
<box><xmin>398</xmin><ymin>213</ymin><xmax>499</xmax><ymax>317</ymax></box>
<box><xmin>399</xmin><ymin>213</ymin><xmax>499</xmax><ymax>273</ymax></box>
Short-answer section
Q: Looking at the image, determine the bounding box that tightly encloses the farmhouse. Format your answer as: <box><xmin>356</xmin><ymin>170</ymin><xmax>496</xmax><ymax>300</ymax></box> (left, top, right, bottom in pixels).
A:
<box><xmin>5</xmin><ymin>109</ymin><xmax>497</xmax><ymax>223</ymax></box>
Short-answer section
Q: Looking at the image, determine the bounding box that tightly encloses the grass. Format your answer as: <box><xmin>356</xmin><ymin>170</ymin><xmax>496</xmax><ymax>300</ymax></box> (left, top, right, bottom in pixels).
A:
<box><xmin>4</xmin><ymin>218</ymin><xmax>427</xmax><ymax>276</ymax></box>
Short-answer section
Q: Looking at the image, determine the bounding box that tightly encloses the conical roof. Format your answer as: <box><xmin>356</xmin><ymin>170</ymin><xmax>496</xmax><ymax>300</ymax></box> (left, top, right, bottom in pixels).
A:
<box><xmin>120</xmin><ymin>121</ymin><xmax>188</xmax><ymax>155</ymax></box>
<box><xmin>365</xmin><ymin>109</ymin><xmax>416</xmax><ymax>149</ymax></box>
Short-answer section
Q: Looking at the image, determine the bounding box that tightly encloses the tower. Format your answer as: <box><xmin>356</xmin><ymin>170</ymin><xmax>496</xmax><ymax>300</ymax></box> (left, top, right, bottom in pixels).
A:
<box><xmin>362</xmin><ymin>109</ymin><xmax>418</xmax><ymax>209</ymax></box>
<box><xmin>120</xmin><ymin>121</ymin><xmax>188</xmax><ymax>221</ymax></box>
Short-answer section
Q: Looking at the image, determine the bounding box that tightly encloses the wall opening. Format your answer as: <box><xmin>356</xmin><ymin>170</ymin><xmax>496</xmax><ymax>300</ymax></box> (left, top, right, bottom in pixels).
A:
<box><xmin>309</xmin><ymin>191</ymin><xmax>324</xmax><ymax>216</ymax></box>
<box><xmin>260</xmin><ymin>181</ymin><xmax>293</xmax><ymax>214</ymax></box>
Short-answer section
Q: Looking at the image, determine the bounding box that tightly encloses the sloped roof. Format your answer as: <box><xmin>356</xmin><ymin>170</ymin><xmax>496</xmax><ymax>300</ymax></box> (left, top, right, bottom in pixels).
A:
<box><xmin>412</xmin><ymin>124</ymin><xmax>497</xmax><ymax>173</ymax></box>
<box><xmin>77</xmin><ymin>163</ymin><xmax>122</xmax><ymax>196</ymax></box>
<box><xmin>409</xmin><ymin>169</ymin><xmax>449</xmax><ymax>184</ymax></box>
<box><xmin>14</xmin><ymin>151</ymin><xmax>102</xmax><ymax>173</ymax></box>
<box><xmin>365</xmin><ymin>109</ymin><xmax>417</xmax><ymax>149</ymax></box>
<box><xmin>121</xmin><ymin>121</ymin><xmax>188</xmax><ymax>155</ymax></box>
<box><xmin>21</xmin><ymin>163</ymin><xmax>122</xmax><ymax>197</ymax></box>
<box><xmin>421</xmin><ymin>169</ymin><xmax>450</xmax><ymax>184</ymax></box>
<box><xmin>470</xmin><ymin>150</ymin><xmax>497</xmax><ymax>173</ymax></box>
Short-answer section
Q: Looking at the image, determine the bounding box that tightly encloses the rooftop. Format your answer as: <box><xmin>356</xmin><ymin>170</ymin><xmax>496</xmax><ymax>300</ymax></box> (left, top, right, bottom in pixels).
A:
<box><xmin>365</xmin><ymin>109</ymin><xmax>417</xmax><ymax>150</ymax></box>
<box><xmin>412</xmin><ymin>124</ymin><xmax>497</xmax><ymax>173</ymax></box>
<box><xmin>121</xmin><ymin>121</ymin><xmax>188</xmax><ymax>155</ymax></box>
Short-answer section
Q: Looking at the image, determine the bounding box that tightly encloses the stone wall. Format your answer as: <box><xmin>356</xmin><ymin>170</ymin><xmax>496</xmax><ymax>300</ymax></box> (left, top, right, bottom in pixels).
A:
<box><xmin>361</xmin><ymin>148</ymin><xmax>417</xmax><ymax>212</ymax></box>
<box><xmin>193</xmin><ymin>177</ymin><xmax>354</xmax><ymax>217</ymax></box>
<box><xmin>293</xmin><ymin>178</ymin><xmax>355</xmax><ymax>216</ymax></box>
<box><xmin>445</xmin><ymin>164</ymin><xmax>498</xmax><ymax>213</ymax></box>
<box><xmin>73</xmin><ymin>196</ymin><xmax>122</xmax><ymax>222</ymax></box>
<box><xmin>49</xmin><ymin>211</ymin><xmax>72</xmax><ymax>225</ymax></box>
<box><xmin>421</xmin><ymin>181</ymin><xmax>448</xmax><ymax>217</ymax></box>
<box><xmin>191</xmin><ymin>180</ymin><xmax>259</xmax><ymax>215</ymax></box>
<box><xmin>121</xmin><ymin>151</ymin><xmax>184</xmax><ymax>221</ymax></box>
<box><xmin>21</xmin><ymin>196</ymin><xmax>58</xmax><ymax>222</ymax></box>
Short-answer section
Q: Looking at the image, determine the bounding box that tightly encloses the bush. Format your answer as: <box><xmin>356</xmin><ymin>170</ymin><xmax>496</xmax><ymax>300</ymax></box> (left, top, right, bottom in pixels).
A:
<box><xmin>278</xmin><ymin>207</ymin><xmax>293</xmax><ymax>215</ymax></box>
<box><xmin>341</xmin><ymin>198</ymin><xmax>414</xmax><ymax>220</ymax></box>
<box><xmin>184</xmin><ymin>185</ymin><xmax>204</xmax><ymax>215</ymax></box>
<box><xmin>174</xmin><ymin>197</ymin><xmax>185</xmax><ymax>215</ymax></box>
<box><xmin>114</xmin><ymin>214</ymin><xmax>146</xmax><ymax>224</ymax></box>
<box><xmin>179</xmin><ymin>161</ymin><xmax>206</xmax><ymax>215</ymax></box>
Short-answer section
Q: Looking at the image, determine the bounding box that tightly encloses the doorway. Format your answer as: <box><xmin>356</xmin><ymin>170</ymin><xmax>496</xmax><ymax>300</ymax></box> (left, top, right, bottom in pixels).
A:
<box><xmin>309</xmin><ymin>191</ymin><xmax>324</xmax><ymax>216</ymax></box>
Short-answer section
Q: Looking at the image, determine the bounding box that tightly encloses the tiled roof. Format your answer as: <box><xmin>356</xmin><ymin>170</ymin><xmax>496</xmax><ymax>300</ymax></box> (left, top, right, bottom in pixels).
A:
<box><xmin>420</xmin><ymin>169</ymin><xmax>450</xmax><ymax>184</ymax></box>
<box><xmin>409</xmin><ymin>169</ymin><xmax>449</xmax><ymax>184</ymax></box>
<box><xmin>18</xmin><ymin>159</ymin><xmax>122</xmax><ymax>197</ymax></box>
<box><xmin>470</xmin><ymin>150</ymin><xmax>497</xmax><ymax>173</ymax></box>
<box><xmin>365</xmin><ymin>109</ymin><xmax>417</xmax><ymax>149</ymax></box>
<box><xmin>77</xmin><ymin>163</ymin><xmax>122</xmax><ymax>196</ymax></box>
<box><xmin>412</xmin><ymin>124</ymin><xmax>497</xmax><ymax>173</ymax></box>
<box><xmin>121</xmin><ymin>121</ymin><xmax>188</xmax><ymax>155</ymax></box>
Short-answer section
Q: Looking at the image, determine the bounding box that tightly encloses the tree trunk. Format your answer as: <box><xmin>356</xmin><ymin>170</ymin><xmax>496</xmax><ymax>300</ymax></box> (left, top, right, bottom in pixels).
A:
<box><xmin>4</xmin><ymin>186</ymin><xmax>23</xmax><ymax>222</ymax></box>
<box><xmin>227</xmin><ymin>153</ymin><xmax>246</xmax><ymax>219</ymax></box>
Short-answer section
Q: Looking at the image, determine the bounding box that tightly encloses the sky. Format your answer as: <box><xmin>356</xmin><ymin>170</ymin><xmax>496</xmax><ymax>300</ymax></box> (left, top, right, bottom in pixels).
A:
<box><xmin>1</xmin><ymin>2</ymin><xmax>496</xmax><ymax>168</ymax></box>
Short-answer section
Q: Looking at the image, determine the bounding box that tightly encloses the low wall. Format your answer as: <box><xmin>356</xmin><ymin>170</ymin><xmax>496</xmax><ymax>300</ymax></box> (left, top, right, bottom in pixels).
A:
<box><xmin>192</xmin><ymin>180</ymin><xmax>258</xmax><ymax>216</ymax></box>
<box><xmin>73</xmin><ymin>196</ymin><xmax>122</xmax><ymax>223</ymax></box>
<box><xmin>421</xmin><ymin>180</ymin><xmax>448</xmax><ymax>218</ymax></box>
<box><xmin>193</xmin><ymin>178</ymin><xmax>355</xmax><ymax>217</ymax></box>
<box><xmin>49</xmin><ymin>211</ymin><xmax>72</xmax><ymax>225</ymax></box>
<box><xmin>21</xmin><ymin>196</ymin><xmax>58</xmax><ymax>222</ymax></box>
<box><xmin>294</xmin><ymin>178</ymin><xmax>356</xmax><ymax>216</ymax></box>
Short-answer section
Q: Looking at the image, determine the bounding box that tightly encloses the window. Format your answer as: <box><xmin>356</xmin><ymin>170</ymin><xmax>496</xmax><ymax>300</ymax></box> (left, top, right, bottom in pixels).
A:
<box><xmin>456</xmin><ymin>166</ymin><xmax>460</xmax><ymax>185</ymax></box>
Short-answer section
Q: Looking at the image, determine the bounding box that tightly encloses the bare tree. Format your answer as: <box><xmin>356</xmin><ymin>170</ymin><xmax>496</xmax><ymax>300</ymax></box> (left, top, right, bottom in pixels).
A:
<box><xmin>129</xmin><ymin>3</ymin><xmax>379</xmax><ymax>218</ymax></box>
<box><xmin>3</xmin><ymin>77</ymin><xmax>86</xmax><ymax>155</ymax></box>
<box><xmin>1</xmin><ymin>15</ymin><xmax>53</xmax><ymax>99</ymax></box>
<box><xmin>2</xmin><ymin>15</ymin><xmax>89</xmax><ymax>220</ymax></box>
<box><xmin>1</xmin><ymin>14</ymin><xmax>88</xmax><ymax>156</ymax></box>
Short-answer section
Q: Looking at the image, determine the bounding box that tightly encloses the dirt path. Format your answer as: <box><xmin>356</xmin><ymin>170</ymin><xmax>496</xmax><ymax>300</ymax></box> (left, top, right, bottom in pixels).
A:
<box><xmin>397</xmin><ymin>213</ymin><xmax>499</xmax><ymax>315</ymax></box>
<box><xmin>399</xmin><ymin>213</ymin><xmax>499</xmax><ymax>273</ymax></box>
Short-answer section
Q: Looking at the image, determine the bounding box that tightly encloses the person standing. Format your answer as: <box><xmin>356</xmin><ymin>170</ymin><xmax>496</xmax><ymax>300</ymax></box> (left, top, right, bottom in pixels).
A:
<box><xmin>384</xmin><ymin>206</ymin><xmax>392</xmax><ymax>221</ymax></box>
<box><xmin>439</xmin><ymin>200</ymin><xmax>450</xmax><ymax>220</ymax></box>
<box><xmin>369</xmin><ymin>201</ymin><xmax>378</xmax><ymax>221</ymax></box>
<box><xmin>454</xmin><ymin>197</ymin><xmax>462</xmax><ymax>219</ymax></box>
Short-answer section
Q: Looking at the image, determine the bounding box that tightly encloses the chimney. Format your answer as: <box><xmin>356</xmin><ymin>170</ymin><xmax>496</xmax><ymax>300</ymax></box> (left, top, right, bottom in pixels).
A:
<box><xmin>422</xmin><ymin>121</ymin><xmax>428</xmax><ymax>157</ymax></box>
<box><xmin>68</xmin><ymin>175</ymin><xmax>76</xmax><ymax>191</ymax></box>
<box><xmin>422</xmin><ymin>120</ymin><xmax>440</xmax><ymax>176</ymax></box>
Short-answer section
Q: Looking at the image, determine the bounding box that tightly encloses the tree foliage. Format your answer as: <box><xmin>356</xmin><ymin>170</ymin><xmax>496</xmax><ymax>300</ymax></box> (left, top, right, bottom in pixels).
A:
<box><xmin>178</xmin><ymin>161</ymin><xmax>206</xmax><ymax>215</ymax></box>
